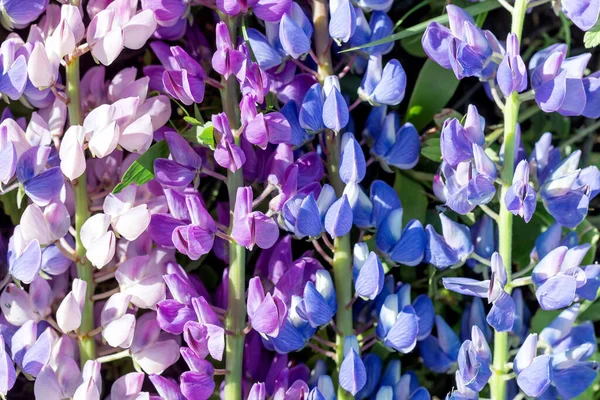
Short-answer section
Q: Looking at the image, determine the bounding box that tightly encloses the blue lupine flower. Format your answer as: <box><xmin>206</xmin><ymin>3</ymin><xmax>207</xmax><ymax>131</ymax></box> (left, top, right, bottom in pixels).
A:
<box><xmin>343</xmin><ymin>182</ymin><xmax>373</xmax><ymax>228</ymax></box>
<box><xmin>246</xmin><ymin>28</ymin><xmax>284</xmax><ymax>70</ymax></box>
<box><xmin>281</xmin><ymin>193</ymin><xmax>322</xmax><ymax>239</ymax></box>
<box><xmin>422</xmin><ymin>5</ymin><xmax>502</xmax><ymax>80</ymax></box>
<box><xmin>355</xmin><ymin>353</ymin><xmax>382</xmax><ymax>399</ymax></box>
<box><xmin>456</xmin><ymin>325</ymin><xmax>492</xmax><ymax>393</ymax></box>
<box><xmin>308</xmin><ymin>374</ymin><xmax>336</xmax><ymax>400</ymax></box>
<box><xmin>296</xmin><ymin>270</ymin><xmax>337</xmax><ymax>328</ymax></box>
<box><xmin>339</xmin><ymin>132</ymin><xmax>366</xmax><ymax>184</ymax></box>
<box><xmin>511</xmin><ymin>288</ymin><xmax>531</xmax><ymax>343</ymax></box>
<box><xmin>529</xmin><ymin>44</ymin><xmax>592</xmax><ymax>116</ymax></box>
<box><xmin>266</xmin><ymin>2</ymin><xmax>313</xmax><ymax>60</ymax></box>
<box><xmin>434</xmin><ymin>105</ymin><xmax>497</xmax><ymax>214</ymax></box>
<box><xmin>16</xmin><ymin>146</ymin><xmax>64</xmax><ymax>207</ymax></box>
<box><xmin>443</xmin><ymin>252</ymin><xmax>516</xmax><ymax>332</ymax></box>
<box><xmin>538</xmin><ymin>149</ymin><xmax>600</xmax><ymax>228</ymax></box>
<box><xmin>505</xmin><ymin>159</ymin><xmax>537</xmax><ymax>222</ymax></box>
<box><xmin>424</xmin><ymin>213</ymin><xmax>474</xmax><ymax>270</ymax></box>
<box><xmin>350</xmin><ymin>10</ymin><xmax>394</xmax><ymax>65</ymax></box>
<box><xmin>376</xmin><ymin>290</ymin><xmax>418</xmax><ymax>353</ymax></box>
<box><xmin>532</xmin><ymin>244</ymin><xmax>589</xmax><ymax>310</ymax></box>
<box><xmin>353</xmin><ymin>243</ymin><xmax>384</xmax><ymax>300</ymax></box>
<box><xmin>323</xmin><ymin>76</ymin><xmax>349</xmax><ymax>132</ymax></box>
<box><xmin>371</xmin><ymin>112</ymin><xmax>420</xmax><ymax>172</ymax></box>
<box><xmin>562</xmin><ymin>0</ymin><xmax>600</xmax><ymax>31</ymax></box>
<box><xmin>268</xmin><ymin>295</ymin><xmax>316</xmax><ymax>353</ymax></box>
<box><xmin>374</xmin><ymin>360</ymin><xmax>431</xmax><ymax>400</ymax></box>
<box><xmin>339</xmin><ymin>336</ymin><xmax>367</xmax><ymax>396</ymax></box>
<box><xmin>324</xmin><ymin>194</ymin><xmax>353</xmax><ymax>238</ymax></box>
<box><xmin>373</xmin><ymin>181</ymin><xmax>425</xmax><ymax>266</ymax></box>
<box><xmin>358</xmin><ymin>54</ymin><xmax>407</xmax><ymax>106</ymax></box>
<box><xmin>419</xmin><ymin>315</ymin><xmax>461</xmax><ymax>373</ymax></box>
<box><xmin>577</xmin><ymin>264</ymin><xmax>600</xmax><ymax>301</ymax></box>
<box><xmin>329</xmin><ymin>0</ymin><xmax>356</xmax><ymax>44</ymax></box>
<box><xmin>356</xmin><ymin>0</ymin><xmax>393</xmax><ymax>12</ymax></box>
<box><xmin>497</xmin><ymin>33</ymin><xmax>527</xmax><ymax>97</ymax></box>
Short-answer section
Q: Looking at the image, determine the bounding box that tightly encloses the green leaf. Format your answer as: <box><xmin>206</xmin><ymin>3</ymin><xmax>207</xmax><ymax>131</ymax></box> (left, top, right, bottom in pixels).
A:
<box><xmin>196</xmin><ymin>122</ymin><xmax>215</xmax><ymax>149</ymax></box>
<box><xmin>0</xmin><ymin>190</ymin><xmax>24</xmax><ymax>224</ymax></box>
<box><xmin>184</xmin><ymin>116</ymin><xmax>202</xmax><ymax>126</ymax></box>
<box><xmin>393</xmin><ymin>172</ymin><xmax>428</xmax><ymax>224</ymax></box>
<box><xmin>576</xmin><ymin>219</ymin><xmax>599</xmax><ymax>265</ymax></box>
<box><xmin>406</xmin><ymin>59</ymin><xmax>460</xmax><ymax>131</ymax></box>
<box><xmin>341</xmin><ymin>0</ymin><xmax>502</xmax><ymax>53</ymax></box>
<box><xmin>421</xmin><ymin>138</ymin><xmax>441</xmax><ymax>162</ymax></box>
<box><xmin>401</xmin><ymin>35</ymin><xmax>427</xmax><ymax>58</ymax></box>
<box><xmin>584</xmin><ymin>21</ymin><xmax>600</xmax><ymax>48</ymax></box>
<box><xmin>113</xmin><ymin>140</ymin><xmax>170</xmax><ymax>194</ymax></box>
<box><xmin>579</xmin><ymin>301</ymin><xmax>600</xmax><ymax>322</ymax></box>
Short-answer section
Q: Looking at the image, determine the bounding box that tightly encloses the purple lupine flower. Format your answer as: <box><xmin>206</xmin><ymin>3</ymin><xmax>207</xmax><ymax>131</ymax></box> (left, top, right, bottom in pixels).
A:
<box><xmin>562</xmin><ymin>0</ymin><xmax>600</xmax><ymax>31</ymax></box>
<box><xmin>213</xmin><ymin>112</ymin><xmax>246</xmax><ymax>173</ymax></box>
<box><xmin>497</xmin><ymin>33</ymin><xmax>527</xmax><ymax>97</ymax></box>
<box><xmin>358</xmin><ymin>55</ymin><xmax>406</xmax><ymax>106</ymax></box>
<box><xmin>171</xmin><ymin>196</ymin><xmax>217</xmax><ymax>260</ymax></box>
<box><xmin>422</xmin><ymin>4</ymin><xmax>502</xmax><ymax>80</ymax></box>
<box><xmin>443</xmin><ymin>252</ymin><xmax>516</xmax><ymax>331</ymax></box>
<box><xmin>130</xmin><ymin>311</ymin><xmax>180</xmax><ymax>374</ymax></box>
<box><xmin>456</xmin><ymin>325</ymin><xmax>492</xmax><ymax>393</ymax></box>
<box><xmin>212</xmin><ymin>22</ymin><xmax>246</xmax><ymax>79</ymax></box>
<box><xmin>373</xmin><ymin>180</ymin><xmax>425</xmax><ymax>266</ymax></box>
<box><xmin>434</xmin><ymin>105</ymin><xmax>497</xmax><ymax>214</ymax></box>
<box><xmin>0</xmin><ymin>334</ymin><xmax>16</xmax><ymax>397</ymax></box>
<box><xmin>418</xmin><ymin>315</ymin><xmax>461</xmax><ymax>373</ymax></box>
<box><xmin>247</xmin><ymin>277</ymin><xmax>287</xmax><ymax>337</ymax></box>
<box><xmin>216</xmin><ymin>0</ymin><xmax>292</xmax><ymax>22</ymax></box>
<box><xmin>0</xmin><ymin>0</ymin><xmax>47</xmax><ymax>29</ymax></box>
<box><xmin>179</xmin><ymin>348</ymin><xmax>215</xmax><ymax>400</ymax></box>
<box><xmin>299</xmin><ymin>78</ymin><xmax>349</xmax><ymax>134</ymax></box>
<box><xmin>529</xmin><ymin>43</ymin><xmax>591</xmax><ymax>116</ymax></box>
<box><xmin>141</xmin><ymin>0</ymin><xmax>188</xmax><ymax>40</ymax></box>
<box><xmin>7</xmin><ymin>227</ymin><xmax>42</xmax><ymax>284</ymax></box>
<box><xmin>115</xmin><ymin>250</ymin><xmax>167</xmax><ymax>309</ymax></box>
<box><xmin>232</xmin><ymin>186</ymin><xmax>279</xmax><ymax>250</ymax></box>
<box><xmin>353</xmin><ymin>243</ymin><xmax>384</xmax><ymax>300</ymax></box>
<box><xmin>161</xmin><ymin>46</ymin><xmax>206</xmax><ymax>105</ymax></box>
<box><xmin>154</xmin><ymin>131</ymin><xmax>202</xmax><ymax>190</ymax></box>
<box><xmin>268</xmin><ymin>295</ymin><xmax>316</xmax><ymax>353</ymax></box>
<box><xmin>108</xmin><ymin>372</ymin><xmax>149</xmax><ymax>399</ymax></box>
<box><xmin>243</xmin><ymin>111</ymin><xmax>292</xmax><ymax>149</ymax></box>
<box><xmin>532</xmin><ymin>244</ymin><xmax>589</xmax><ymax>310</ymax></box>
<box><xmin>0</xmin><ymin>45</ymin><xmax>26</xmax><ymax>100</ymax></box>
<box><xmin>505</xmin><ymin>159</ymin><xmax>537</xmax><ymax>222</ymax></box>
<box><xmin>424</xmin><ymin>213</ymin><xmax>474</xmax><ymax>270</ymax></box>
<box><xmin>339</xmin><ymin>336</ymin><xmax>367</xmax><ymax>396</ymax></box>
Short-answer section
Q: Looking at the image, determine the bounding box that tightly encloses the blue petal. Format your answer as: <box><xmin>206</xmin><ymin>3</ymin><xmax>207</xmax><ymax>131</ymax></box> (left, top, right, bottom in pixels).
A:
<box><xmin>302</xmin><ymin>281</ymin><xmax>334</xmax><ymax>327</ymax></box>
<box><xmin>355</xmin><ymin>252</ymin><xmax>384</xmax><ymax>300</ymax></box>
<box><xmin>388</xmin><ymin>219</ymin><xmax>425</xmax><ymax>266</ymax></box>
<box><xmin>375</xmin><ymin>208</ymin><xmax>403</xmax><ymax>254</ymax></box>
<box><xmin>299</xmin><ymin>83</ymin><xmax>324</xmax><ymax>133</ymax></box>
<box><xmin>373</xmin><ymin>59</ymin><xmax>406</xmax><ymax>106</ymax></box>
<box><xmin>439</xmin><ymin>214</ymin><xmax>474</xmax><ymax>262</ymax></box>
<box><xmin>9</xmin><ymin>239</ymin><xmax>41</xmax><ymax>284</ymax></box>
<box><xmin>296</xmin><ymin>194</ymin><xmax>323</xmax><ymax>238</ymax></box>
<box><xmin>442</xmin><ymin>277</ymin><xmax>489</xmax><ymax>298</ymax></box>
<box><xmin>516</xmin><ymin>355</ymin><xmax>552</xmax><ymax>397</ymax></box>
<box><xmin>355</xmin><ymin>354</ymin><xmax>382</xmax><ymax>400</ymax></box>
<box><xmin>339</xmin><ymin>132</ymin><xmax>366</xmax><ymax>184</ymax></box>
<box><xmin>329</xmin><ymin>0</ymin><xmax>357</xmax><ymax>43</ymax></box>
<box><xmin>370</xmin><ymin>180</ymin><xmax>401</xmax><ymax>228</ymax></box>
<box><xmin>24</xmin><ymin>167</ymin><xmax>64</xmax><ymax>206</ymax></box>
<box><xmin>412</xmin><ymin>295</ymin><xmax>435</xmax><ymax>340</ymax></box>
<box><xmin>486</xmin><ymin>291</ymin><xmax>515</xmax><ymax>332</ymax></box>
<box><xmin>384</xmin><ymin>123</ymin><xmax>420</xmax><ymax>170</ymax></box>
<box><xmin>418</xmin><ymin>336</ymin><xmax>454</xmax><ymax>373</ymax></box>
<box><xmin>553</xmin><ymin>362</ymin><xmax>599</xmax><ymax>399</ymax></box>
<box><xmin>424</xmin><ymin>225</ymin><xmax>459</xmax><ymax>269</ymax></box>
<box><xmin>339</xmin><ymin>349</ymin><xmax>367</xmax><ymax>396</ymax></box>
<box><xmin>344</xmin><ymin>182</ymin><xmax>373</xmax><ymax>229</ymax></box>
<box><xmin>384</xmin><ymin>305</ymin><xmax>418</xmax><ymax>353</ymax></box>
<box><xmin>279</xmin><ymin>12</ymin><xmax>311</xmax><ymax>59</ymax></box>
<box><xmin>324</xmin><ymin>195</ymin><xmax>353</xmax><ymax>239</ymax></box>
<box><xmin>246</xmin><ymin>28</ymin><xmax>283</xmax><ymax>70</ymax></box>
<box><xmin>535</xmin><ymin>274</ymin><xmax>577</xmax><ymax>310</ymax></box>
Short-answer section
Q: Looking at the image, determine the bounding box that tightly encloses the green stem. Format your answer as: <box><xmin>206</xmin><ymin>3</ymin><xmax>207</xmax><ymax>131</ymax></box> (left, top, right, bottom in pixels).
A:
<box><xmin>66</xmin><ymin>54</ymin><xmax>96</xmax><ymax>366</ymax></box>
<box><xmin>220</xmin><ymin>14</ymin><xmax>246</xmax><ymax>400</ymax></box>
<box><xmin>491</xmin><ymin>1</ymin><xmax>527</xmax><ymax>398</ymax></box>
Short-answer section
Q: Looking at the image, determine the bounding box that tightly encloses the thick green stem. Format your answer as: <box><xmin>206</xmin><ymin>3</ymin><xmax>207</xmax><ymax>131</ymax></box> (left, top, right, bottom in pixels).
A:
<box><xmin>314</xmin><ymin>2</ymin><xmax>353</xmax><ymax>397</ymax></box>
<box><xmin>491</xmin><ymin>1</ymin><xmax>527</xmax><ymax>397</ymax></box>
<box><xmin>66</xmin><ymin>54</ymin><xmax>97</xmax><ymax>366</ymax></box>
<box><xmin>220</xmin><ymin>15</ymin><xmax>246</xmax><ymax>400</ymax></box>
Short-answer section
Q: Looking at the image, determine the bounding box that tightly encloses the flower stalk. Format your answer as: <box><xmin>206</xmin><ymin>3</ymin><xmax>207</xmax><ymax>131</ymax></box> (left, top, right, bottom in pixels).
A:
<box><xmin>491</xmin><ymin>0</ymin><xmax>528</xmax><ymax>398</ymax></box>
<box><xmin>220</xmin><ymin>14</ymin><xmax>246</xmax><ymax>400</ymax></box>
<box><xmin>66</xmin><ymin>34</ymin><xmax>96</xmax><ymax>365</ymax></box>
<box><xmin>315</xmin><ymin>2</ymin><xmax>354</xmax><ymax>396</ymax></box>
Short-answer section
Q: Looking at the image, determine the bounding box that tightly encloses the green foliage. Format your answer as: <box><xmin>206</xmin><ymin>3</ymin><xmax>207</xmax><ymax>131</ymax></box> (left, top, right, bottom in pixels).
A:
<box><xmin>113</xmin><ymin>140</ymin><xmax>170</xmax><ymax>194</ymax></box>
<box><xmin>577</xmin><ymin>219</ymin><xmax>599</xmax><ymax>265</ymax></box>
<box><xmin>0</xmin><ymin>190</ymin><xmax>24</xmax><ymax>224</ymax></box>
<box><xmin>530</xmin><ymin>308</ymin><xmax>561</xmax><ymax>334</ymax></box>
<box><xmin>421</xmin><ymin>137</ymin><xmax>442</xmax><ymax>162</ymax></box>
<box><xmin>393</xmin><ymin>172</ymin><xmax>428</xmax><ymax>224</ymax></box>
<box><xmin>584</xmin><ymin>21</ymin><xmax>600</xmax><ymax>48</ymax></box>
<box><xmin>406</xmin><ymin>60</ymin><xmax>460</xmax><ymax>131</ymax></box>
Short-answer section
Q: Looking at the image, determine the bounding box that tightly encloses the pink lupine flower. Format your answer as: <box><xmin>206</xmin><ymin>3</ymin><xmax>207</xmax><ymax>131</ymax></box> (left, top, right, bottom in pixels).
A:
<box><xmin>103</xmin><ymin>186</ymin><xmax>151</xmax><ymax>241</ymax></box>
<box><xmin>115</xmin><ymin>250</ymin><xmax>168</xmax><ymax>309</ymax></box>
<box><xmin>101</xmin><ymin>293</ymin><xmax>136</xmax><ymax>348</ymax></box>
<box><xmin>130</xmin><ymin>311</ymin><xmax>180</xmax><ymax>374</ymax></box>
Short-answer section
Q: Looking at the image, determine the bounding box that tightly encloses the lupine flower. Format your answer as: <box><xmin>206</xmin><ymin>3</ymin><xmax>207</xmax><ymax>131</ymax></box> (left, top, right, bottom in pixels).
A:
<box><xmin>425</xmin><ymin>213</ymin><xmax>474</xmax><ymax>270</ymax></box>
<box><xmin>56</xmin><ymin>278</ymin><xmax>87</xmax><ymax>333</ymax></box>
<box><xmin>460</xmin><ymin>297</ymin><xmax>492</xmax><ymax>343</ymax></box>
<box><xmin>422</xmin><ymin>5</ymin><xmax>501</xmax><ymax>80</ymax></box>
<box><xmin>0</xmin><ymin>278</ymin><xmax>52</xmax><ymax>326</ymax></box>
<box><xmin>538</xmin><ymin>149</ymin><xmax>600</xmax><ymax>228</ymax></box>
<box><xmin>115</xmin><ymin>250</ymin><xmax>167</xmax><ymax>309</ymax></box>
<box><xmin>529</xmin><ymin>43</ymin><xmax>592</xmax><ymax>116</ymax></box>
<box><xmin>329</xmin><ymin>0</ymin><xmax>356</xmax><ymax>44</ymax></box>
<box><xmin>216</xmin><ymin>0</ymin><xmax>292</xmax><ymax>22</ymax></box>
<box><xmin>358</xmin><ymin>54</ymin><xmax>406</xmax><ymax>106</ymax></box>
<box><xmin>160</xmin><ymin>46</ymin><xmax>206</xmax><ymax>105</ymax></box>
<box><xmin>247</xmin><ymin>276</ymin><xmax>287</xmax><ymax>337</ymax></box>
<box><xmin>212</xmin><ymin>22</ymin><xmax>245</xmax><ymax>79</ymax></box>
<box><xmin>467</xmin><ymin>215</ymin><xmax>496</xmax><ymax>269</ymax></box>
<box><xmin>10</xmin><ymin>321</ymin><xmax>54</xmax><ymax>377</ymax></box>
<box><xmin>296</xmin><ymin>270</ymin><xmax>337</xmax><ymax>328</ymax></box>
<box><xmin>0</xmin><ymin>0</ymin><xmax>47</xmax><ymax>30</ymax></box>
<box><xmin>370</xmin><ymin>113</ymin><xmax>420</xmax><ymax>172</ymax></box>
<box><xmin>299</xmin><ymin>78</ymin><xmax>349</xmax><ymax>134</ymax></box>
<box><xmin>562</xmin><ymin>0</ymin><xmax>600</xmax><ymax>31</ymax></box>
<box><xmin>141</xmin><ymin>0</ymin><xmax>188</xmax><ymax>38</ymax></box>
<box><xmin>269</xmin><ymin>296</ymin><xmax>316</xmax><ymax>353</ymax></box>
<box><xmin>351</xmin><ymin>10</ymin><xmax>394</xmax><ymax>62</ymax></box>
<box><xmin>16</xmin><ymin>146</ymin><xmax>64</xmax><ymax>207</ymax></box>
<box><xmin>531</xmin><ymin>244</ymin><xmax>589</xmax><ymax>310</ymax></box>
<box><xmin>339</xmin><ymin>336</ymin><xmax>367</xmax><ymax>396</ymax></box>
<box><xmin>497</xmin><ymin>33</ymin><xmax>527</xmax><ymax>97</ymax></box>
<box><xmin>274</xmin><ymin>2</ymin><xmax>314</xmax><ymax>59</ymax></box>
<box><xmin>324</xmin><ymin>194</ymin><xmax>353</xmax><ymax>238</ymax></box>
<box><xmin>373</xmin><ymin>180</ymin><xmax>425</xmax><ymax>266</ymax></box>
<box><xmin>130</xmin><ymin>311</ymin><xmax>180</xmax><ymax>374</ymax></box>
<box><xmin>103</xmin><ymin>186</ymin><xmax>151</xmax><ymax>241</ymax></box>
<box><xmin>80</xmin><ymin>213</ymin><xmax>116</xmax><ymax>268</ymax></box>
<box><xmin>434</xmin><ymin>105</ymin><xmax>497</xmax><ymax>214</ymax></box>
<box><xmin>212</xmin><ymin>112</ymin><xmax>246</xmax><ymax>173</ymax></box>
<box><xmin>443</xmin><ymin>252</ymin><xmax>515</xmax><ymax>332</ymax></box>
<box><xmin>154</xmin><ymin>131</ymin><xmax>202</xmax><ymax>190</ymax></box>
<box><xmin>0</xmin><ymin>51</ymin><xmax>26</xmax><ymax>100</ymax></box>
<box><xmin>456</xmin><ymin>325</ymin><xmax>491</xmax><ymax>393</ymax></box>
<box><xmin>73</xmin><ymin>360</ymin><xmax>102</xmax><ymax>399</ymax></box>
<box><xmin>353</xmin><ymin>243</ymin><xmax>384</xmax><ymax>300</ymax></box>
<box><xmin>418</xmin><ymin>315</ymin><xmax>461</xmax><ymax>373</ymax></box>
<box><xmin>87</xmin><ymin>0</ymin><xmax>157</xmax><ymax>66</ymax></box>
<box><xmin>108</xmin><ymin>372</ymin><xmax>149</xmax><ymax>400</ymax></box>
<box><xmin>101</xmin><ymin>293</ymin><xmax>136</xmax><ymax>348</ymax></box>
<box><xmin>7</xmin><ymin>226</ymin><xmax>42</xmax><ymax>283</ymax></box>
<box><xmin>531</xmin><ymin>222</ymin><xmax>579</xmax><ymax>262</ymax></box>
<box><xmin>232</xmin><ymin>187</ymin><xmax>279</xmax><ymax>250</ymax></box>
<box><xmin>376</xmin><ymin>285</ymin><xmax>419</xmax><ymax>353</ymax></box>
<box><xmin>505</xmin><ymin>159</ymin><xmax>537</xmax><ymax>222</ymax></box>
